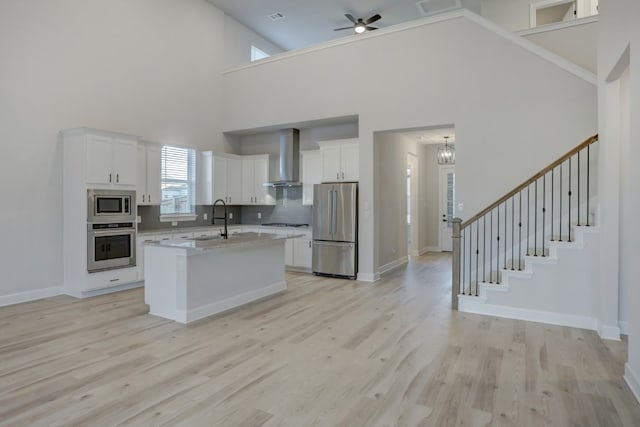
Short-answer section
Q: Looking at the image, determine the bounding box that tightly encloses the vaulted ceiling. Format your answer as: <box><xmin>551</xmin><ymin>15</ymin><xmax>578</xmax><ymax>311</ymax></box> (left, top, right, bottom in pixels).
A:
<box><xmin>208</xmin><ymin>0</ymin><xmax>481</xmax><ymax>50</ymax></box>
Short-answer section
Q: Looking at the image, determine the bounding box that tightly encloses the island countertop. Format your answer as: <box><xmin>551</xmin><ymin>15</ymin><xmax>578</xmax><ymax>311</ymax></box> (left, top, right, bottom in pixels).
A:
<box><xmin>145</xmin><ymin>232</ymin><xmax>303</xmax><ymax>255</ymax></box>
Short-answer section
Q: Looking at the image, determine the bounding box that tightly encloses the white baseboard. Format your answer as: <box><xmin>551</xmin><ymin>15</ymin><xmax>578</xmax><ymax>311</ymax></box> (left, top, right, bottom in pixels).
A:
<box><xmin>65</xmin><ymin>281</ymin><xmax>144</xmax><ymax>299</ymax></box>
<box><xmin>625</xmin><ymin>363</ymin><xmax>640</xmax><ymax>404</ymax></box>
<box><xmin>425</xmin><ymin>246</ymin><xmax>440</xmax><ymax>253</ymax></box>
<box><xmin>458</xmin><ymin>297</ymin><xmax>599</xmax><ymax>332</ymax></box>
<box><xmin>176</xmin><ymin>281</ymin><xmax>286</xmax><ymax>324</ymax></box>
<box><xmin>0</xmin><ymin>286</ymin><xmax>64</xmax><ymax>307</ymax></box>
<box><xmin>598</xmin><ymin>323</ymin><xmax>621</xmax><ymax>341</ymax></box>
<box><xmin>619</xmin><ymin>321</ymin><xmax>629</xmax><ymax>335</ymax></box>
<box><xmin>378</xmin><ymin>257</ymin><xmax>408</xmax><ymax>278</ymax></box>
<box><xmin>357</xmin><ymin>272</ymin><xmax>378</xmax><ymax>282</ymax></box>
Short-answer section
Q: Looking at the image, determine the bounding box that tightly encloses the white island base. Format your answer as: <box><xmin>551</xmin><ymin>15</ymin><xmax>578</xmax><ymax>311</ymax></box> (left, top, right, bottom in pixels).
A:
<box><xmin>144</xmin><ymin>234</ymin><xmax>291</xmax><ymax>324</ymax></box>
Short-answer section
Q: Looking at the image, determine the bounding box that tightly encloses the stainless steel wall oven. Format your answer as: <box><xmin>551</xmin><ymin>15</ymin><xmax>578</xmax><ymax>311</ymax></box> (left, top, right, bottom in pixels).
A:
<box><xmin>87</xmin><ymin>222</ymin><xmax>136</xmax><ymax>272</ymax></box>
<box><xmin>86</xmin><ymin>189</ymin><xmax>137</xmax><ymax>273</ymax></box>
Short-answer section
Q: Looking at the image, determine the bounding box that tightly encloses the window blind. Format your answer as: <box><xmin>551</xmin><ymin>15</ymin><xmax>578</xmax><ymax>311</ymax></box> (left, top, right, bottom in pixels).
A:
<box><xmin>161</xmin><ymin>145</ymin><xmax>196</xmax><ymax>216</ymax></box>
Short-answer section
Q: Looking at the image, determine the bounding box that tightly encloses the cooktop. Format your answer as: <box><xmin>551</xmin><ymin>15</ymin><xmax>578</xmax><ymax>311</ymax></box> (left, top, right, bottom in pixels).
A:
<box><xmin>261</xmin><ymin>223</ymin><xmax>309</xmax><ymax>228</ymax></box>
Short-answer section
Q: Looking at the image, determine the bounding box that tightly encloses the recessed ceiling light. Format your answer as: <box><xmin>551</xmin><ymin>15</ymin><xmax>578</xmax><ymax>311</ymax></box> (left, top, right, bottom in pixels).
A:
<box><xmin>267</xmin><ymin>12</ymin><xmax>285</xmax><ymax>21</ymax></box>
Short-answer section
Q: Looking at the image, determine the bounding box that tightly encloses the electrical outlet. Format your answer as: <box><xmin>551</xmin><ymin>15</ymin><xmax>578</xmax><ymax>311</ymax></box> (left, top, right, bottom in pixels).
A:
<box><xmin>171</xmin><ymin>221</ymin><xmax>178</xmax><ymax>226</ymax></box>
<box><xmin>229</xmin><ymin>212</ymin><xmax>233</xmax><ymax>219</ymax></box>
<box><xmin>203</xmin><ymin>213</ymin><xmax>208</xmax><ymax>221</ymax></box>
<box><xmin>136</xmin><ymin>215</ymin><xmax>141</xmax><ymax>223</ymax></box>
<box><xmin>257</xmin><ymin>212</ymin><xmax>262</xmax><ymax>219</ymax></box>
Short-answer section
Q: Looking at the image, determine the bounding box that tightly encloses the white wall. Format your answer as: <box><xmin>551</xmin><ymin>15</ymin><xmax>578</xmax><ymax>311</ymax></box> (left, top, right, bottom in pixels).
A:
<box><xmin>481</xmin><ymin>0</ymin><xmax>532</xmax><ymax>31</ymax></box>
<box><xmin>522</xmin><ymin>20</ymin><xmax>597</xmax><ymax>73</ymax></box>
<box><xmin>0</xmin><ymin>0</ymin><xmax>226</xmax><ymax>299</ymax></box>
<box><xmin>597</xmin><ymin>0</ymin><xmax>640</xmax><ymax>401</ymax></box>
<box><xmin>224</xmin><ymin>15</ymin><xmax>284</xmax><ymax>68</ymax></box>
<box><xmin>222</xmin><ymin>12</ymin><xmax>597</xmax><ymax>280</ymax></box>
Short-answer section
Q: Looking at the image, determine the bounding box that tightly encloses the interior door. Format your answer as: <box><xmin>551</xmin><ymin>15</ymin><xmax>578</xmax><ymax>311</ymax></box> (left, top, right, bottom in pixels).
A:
<box><xmin>440</xmin><ymin>166</ymin><xmax>455</xmax><ymax>251</ymax></box>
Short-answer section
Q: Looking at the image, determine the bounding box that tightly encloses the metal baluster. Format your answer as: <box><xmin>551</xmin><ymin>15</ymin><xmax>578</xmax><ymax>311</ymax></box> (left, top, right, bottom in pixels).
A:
<box><xmin>587</xmin><ymin>144</ymin><xmax>591</xmax><ymax>226</ymax></box>
<box><xmin>534</xmin><ymin>180</ymin><xmax>539</xmax><ymax>256</ymax></box>
<box><xmin>489</xmin><ymin>210</ymin><xmax>493</xmax><ymax>283</ymax></box>
<box><xmin>519</xmin><ymin>191</ymin><xmax>522</xmax><ymax>270</ymax></box>
<box><xmin>483</xmin><ymin>216</ymin><xmax>486</xmax><ymax>282</ymax></box>
<box><xmin>577</xmin><ymin>150</ymin><xmax>581</xmax><ymax>226</ymax></box>
<box><xmin>462</xmin><ymin>228</ymin><xmax>466</xmax><ymax>294</ymax></box>
<box><xmin>497</xmin><ymin>205</ymin><xmax>500</xmax><ymax>284</ymax></box>
<box><xmin>559</xmin><ymin>162</ymin><xmax>563</xmax><ymax>241</ymax></box>
<box><xmin>511</xmin><ymin>196</ymin><xmax>515</xmax><ymax>270</ymax></box>
<box><xmin>527</xmin><ymin>186</ymin><xmax>530</xmax><ymax>256</ymax></box>
<box><xmin>542</xmin><ymin>173</ymin><xmax>546</xmax><ymax>257</ymax></box>
<box><xmin>476</xmin><ymin>221</ymin><xmax>479</xmax><ymax>295</ymax></box>
<box><xmin>551</xmin><ymin>168</ymin><xmax>555</xmax><ymax>241</ymax></box>
<box><xmin>504</xmin><ymin>202</ymin><xmax>507</xmax><ymax>270</ymax></box>
<box><xmin>469</xmin><ymin>223</ymin><xmax>472</xmax><ymax>292</ymax></box>
<box><xmin>568</xmin><ymin>156</ymin><xmax>572</xmax><ymax>242</ymax></box>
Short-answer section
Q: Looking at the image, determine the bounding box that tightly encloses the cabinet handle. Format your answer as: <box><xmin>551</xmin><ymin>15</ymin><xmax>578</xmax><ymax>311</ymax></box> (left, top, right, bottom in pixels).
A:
<box><xmin>229</xmin><ymin>197</ymin><xmax>232</xmax><ymax>203</ymax></box>
<box><xmin>148</xmin><ymin>194</ymin><xmax>150</xmax><ymax>203</ymax></box>
<box><xmin>308</xmin><ymin>241</ymin><xmax>311</xmax><ymax>248</ymax></box>
<box><xmin>142</xmin><ymin>194</ymin><xmax>145</xmax><ymax>203</ymax></box>
<box><xmin>109</xmin><ymin>278</ymin><xmax>120</xmax><ymax>282</ymax></box>
<box><xmin>109</xmin><ymin>173</ymin><xmax>112</xmax><ymax>183</ymax></box>
<box><xmin>337</xmin><ymin>172</ymin><xmax>339</xmax><ymax>180</ymax></box>
<box><xmin>342</xmin><ymin>172</ymin><xmax>344</xmax><ymax>180</ymax></box>
<box><xmin>116</xmin><ymin>173</ymin><xmax>119</xmax><ymax>183</ymax></box>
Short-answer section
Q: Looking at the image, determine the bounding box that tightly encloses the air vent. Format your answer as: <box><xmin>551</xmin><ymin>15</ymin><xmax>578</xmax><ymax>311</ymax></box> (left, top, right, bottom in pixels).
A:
<box><xmin>416</xmin><ymin>0</ymin><xmax>462</xmax><ymax>16</ymax></box>
<box><xmin>267</xmin><ymin>12</ymin><xmax>285</xmax><ymax>21</ymax></box>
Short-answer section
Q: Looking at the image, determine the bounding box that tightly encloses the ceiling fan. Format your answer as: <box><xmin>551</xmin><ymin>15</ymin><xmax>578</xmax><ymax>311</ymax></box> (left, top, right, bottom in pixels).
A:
<box><xmin>334</xmin><ymin>13</ymin><xmax>381</xmax><ymax>34</ymax></box>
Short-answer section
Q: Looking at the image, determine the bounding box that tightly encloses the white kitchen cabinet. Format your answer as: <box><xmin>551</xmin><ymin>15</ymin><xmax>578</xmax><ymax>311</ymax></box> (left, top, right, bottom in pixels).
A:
<box><xmin>201</xmin><ymin>153</ymin><xmax>243</xmax><ymax>205</ymax></box>
<box><xmin>241</xmin><ymin>155</ymin><xmax>275</xmax><ymax>205</ymax></box>
<box><xmin>86</xmin><ymin>134</ymin><xmax>137</xmax><ymax>187</ymax></box>
<box><xmin>293</xmin><ymin>237</ymin><xmax>313</xmax><ymax>268</ymax></box>
<box><xmin>136</xmin><ymin>143</ymin><xmax>162</xmax><ymax>205</ymax></box>
<box><xmin>137</xmin><ymin>235</ymin><xmax>159</xmax><ymax>281</ymax></box>
<box><xmin>301</xmin><ymin>150</ymin><xmax>321</xmax><ymax>205</ymax></box>
<box><xmin>319</xmin><ymin>139</ymin><xmax>359</xmax><ymax>183</ymax></box>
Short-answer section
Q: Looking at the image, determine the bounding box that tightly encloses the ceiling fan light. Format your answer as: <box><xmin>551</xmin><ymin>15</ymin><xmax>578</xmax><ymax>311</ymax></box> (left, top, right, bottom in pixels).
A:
<box><xmin>354</xmin><ymin>23</ymin><xmax>366</xmax><ymax>33</ymax></box>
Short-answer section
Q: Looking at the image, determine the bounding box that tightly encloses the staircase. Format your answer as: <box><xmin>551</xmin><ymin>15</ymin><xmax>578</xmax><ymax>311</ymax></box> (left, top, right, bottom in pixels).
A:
<box><xmin>452</xmin><ymin>135</ymin><xmax>602</xmax><ymax>330</ymax></box>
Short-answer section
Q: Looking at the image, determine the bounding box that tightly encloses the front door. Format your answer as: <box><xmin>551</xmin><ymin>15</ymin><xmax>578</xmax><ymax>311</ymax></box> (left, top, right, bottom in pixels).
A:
<box><xmin>440</xmin><ymin>166</ymin><xmax>455</xmax><ymax>251</ymax></box>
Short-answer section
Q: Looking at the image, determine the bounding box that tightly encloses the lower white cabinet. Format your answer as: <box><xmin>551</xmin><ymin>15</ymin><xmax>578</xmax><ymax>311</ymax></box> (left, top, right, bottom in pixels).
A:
<box><xmin>293</xmin><ymin>237</ymin><xmax>313</xmax><ymax>268</ymax></box>
<box><xmin>86</xmin><ymin>267</ymin><xmax>139</xmax><ymax>292</ymax></box>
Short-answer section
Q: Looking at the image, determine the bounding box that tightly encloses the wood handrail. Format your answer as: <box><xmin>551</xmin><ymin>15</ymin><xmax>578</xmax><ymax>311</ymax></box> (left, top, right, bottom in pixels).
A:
<box><xmin>461</xmin><ymin>134</ymin><xmax>598</xmax><ymax>229</ymax></box>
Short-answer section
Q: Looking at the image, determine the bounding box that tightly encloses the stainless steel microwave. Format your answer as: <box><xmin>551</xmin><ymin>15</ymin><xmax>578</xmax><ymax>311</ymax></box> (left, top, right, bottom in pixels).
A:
<box><xmin>87</xmin><ymin>189</ymin><xmax>136</xmax><ymax>222</ymax></box>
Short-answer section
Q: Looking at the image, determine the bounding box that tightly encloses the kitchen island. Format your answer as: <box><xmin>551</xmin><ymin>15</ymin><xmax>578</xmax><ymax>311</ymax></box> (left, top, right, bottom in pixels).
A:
<box><xmin>144</xmin><ymin>232</ymin><xmax>300</xmax><ymax>324</ymax></box>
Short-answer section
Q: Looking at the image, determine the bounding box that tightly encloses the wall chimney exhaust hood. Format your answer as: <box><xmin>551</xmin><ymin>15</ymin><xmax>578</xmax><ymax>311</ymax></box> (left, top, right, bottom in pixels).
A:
<box><xmin>265</xmin><ymin>128</ymin><xmax>302</xmax><ymax>187</ymax></box>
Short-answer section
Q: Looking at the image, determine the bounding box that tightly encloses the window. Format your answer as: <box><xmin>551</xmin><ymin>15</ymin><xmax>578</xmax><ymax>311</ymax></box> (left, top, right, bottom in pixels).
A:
<box><xmin>161</xmin><ymin>145</ymin><xmax>196</xmax><ymax>219</ymax></box>
<box><xmin>251</xmin><ymin>45</ymin><xmax>270</xmax><ymax>62</ymax></box>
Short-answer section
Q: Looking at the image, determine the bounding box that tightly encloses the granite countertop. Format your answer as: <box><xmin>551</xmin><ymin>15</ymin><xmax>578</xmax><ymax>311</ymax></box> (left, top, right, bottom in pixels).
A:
<box><xmin>145</xmin><ymin>232</ymin><xmax>303</xmax><ymax>254</ymax></box>
<box><xmin>138</xmin><ymin>224</ymin><xmax>311</xmax><ymax>236</ymax></box>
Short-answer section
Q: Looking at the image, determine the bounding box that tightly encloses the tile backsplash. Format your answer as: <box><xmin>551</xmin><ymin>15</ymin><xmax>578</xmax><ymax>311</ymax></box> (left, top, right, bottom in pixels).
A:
<box><xmin>137</xmin><ymin>187</ymin><xmax>312</xmax><ymax>231</ymax></box>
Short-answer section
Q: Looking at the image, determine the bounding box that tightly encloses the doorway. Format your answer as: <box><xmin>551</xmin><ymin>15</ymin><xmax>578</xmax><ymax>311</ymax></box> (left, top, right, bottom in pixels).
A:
<box><xmin>439</xmin><ymin>165</ymin><xmax>455</xmax><ymax>252</ymax></box>
<box><xmin>407</xmin><ymin>153</ymin><xmax>419</xmax><ymax>256</ymax></box>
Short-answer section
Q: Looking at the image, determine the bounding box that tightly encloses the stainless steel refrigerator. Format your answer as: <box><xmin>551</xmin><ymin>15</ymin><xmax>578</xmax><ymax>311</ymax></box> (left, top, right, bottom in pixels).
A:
<box><xmin>312</xmin><ymin>182</ymin><xmax>357</xmax><ymax>279</ymax></box>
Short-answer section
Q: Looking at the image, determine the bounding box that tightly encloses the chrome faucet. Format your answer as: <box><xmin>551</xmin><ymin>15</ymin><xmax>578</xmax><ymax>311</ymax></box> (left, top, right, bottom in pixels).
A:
<box><xmin>212</xmin><ymin>199</ymin><xmax>228</xmax><ymax>239</ymax></box>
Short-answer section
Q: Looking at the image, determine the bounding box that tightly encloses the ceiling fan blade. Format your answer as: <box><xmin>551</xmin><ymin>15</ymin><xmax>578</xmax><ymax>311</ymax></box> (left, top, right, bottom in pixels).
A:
<box><xmin>366</xmin><ymin>14</ymin><xmax>382</xmax><ymax>25</ymax></box>
<box><xmin>334</xmin><ymin>26</ymin><xmax>354</xmax><ymax>31</ymax></box>
<box><xmin>366</xmin><ymin>26</ymin><xmax>378</xmax><ymax>31</ymax></box>
<box><xmin>345</xmin><ymin>13</ymin><xmax>357</xmax><ymax>24</ymax></box>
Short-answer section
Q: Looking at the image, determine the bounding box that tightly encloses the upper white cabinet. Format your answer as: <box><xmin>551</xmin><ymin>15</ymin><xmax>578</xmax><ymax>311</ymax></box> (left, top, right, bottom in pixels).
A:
<box><xmin>86</xmin><ymin>134</ymin><xmax>137</xmax><ymax>187</ymax></box>
<box><xmin>136</xmin><ymin>143</ymin><xmax>161</xmax><ymax>205</ymax></box>
<box><xmin>242</xmin><ymin>155</ymin><xmax>275</xmax><ymax>205</ymax></box>
<box><xmin>201</xmin><ymin>153</ymin><xmax>242</xmax><ymax>205</ymax></box>
<box><xmin>319</xmin><ymin>139</ymin><xmax>359</xmax><ymax>183</ymax></box>
<box><xmin>300</xmin><ymin>150</ymin><xmax>321</xmax><ymax>205</ymax></box>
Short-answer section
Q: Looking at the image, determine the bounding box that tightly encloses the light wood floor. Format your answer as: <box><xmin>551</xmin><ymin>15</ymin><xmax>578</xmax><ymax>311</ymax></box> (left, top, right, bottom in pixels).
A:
<box><xmin>1</xmin><ymin>253</ymin><xmax>639</xmax><ymax>426</ymax></box>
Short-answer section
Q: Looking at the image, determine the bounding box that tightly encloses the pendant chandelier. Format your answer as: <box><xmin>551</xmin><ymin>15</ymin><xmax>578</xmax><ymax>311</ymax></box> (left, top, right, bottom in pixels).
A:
<box><xmin>437</xmin><ymin>136</ymin><xmax>455</xmax><ymax>165</ymax></box>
